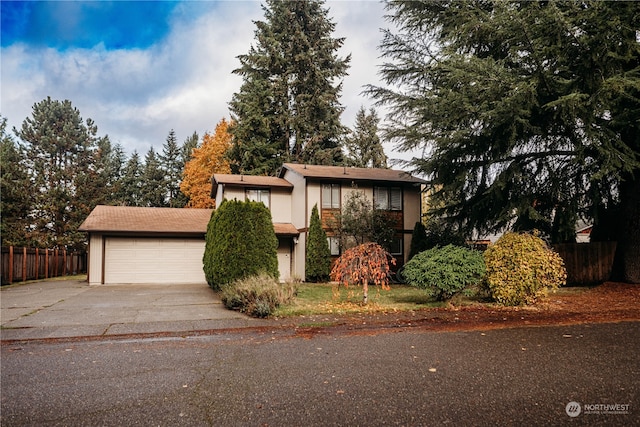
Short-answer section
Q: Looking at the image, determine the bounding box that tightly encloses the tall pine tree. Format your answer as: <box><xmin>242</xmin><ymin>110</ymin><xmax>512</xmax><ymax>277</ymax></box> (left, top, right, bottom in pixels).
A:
<box><xmin>229</xmin><ymin>0</ymin><xmax>350</xmax><ymax>175</ymax></box>
<box><xmin>160</xmin><ymin>129</ymin><xmax>185</xmax><ymax>207</ymax></box>
<box><xmin>343</xmin><ymin>106</ymin><xmax>388</xmax><ymax>168</ymax></box>
<box><xmin>118</xmin><ymin>151</ymin><xmax>143</xmax><ymax>206</ymax></box>
<box><xmin>15</xmin><ymin>97</ymin><xmax>103</xmax><ymax>249</ymax></box>
<box><xmin>0</xmin><ymin>116</ymin><xmax>33</xmax><ymax>246</ymax></box>
<box><xmin>141</xmin><ymin>147</ymin><xmax>167</xmax><ymax>207</ymax></box>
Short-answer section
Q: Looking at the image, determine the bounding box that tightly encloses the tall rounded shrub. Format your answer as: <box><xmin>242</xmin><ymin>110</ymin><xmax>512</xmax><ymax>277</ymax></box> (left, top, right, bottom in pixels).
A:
<box><xmin>403</xmin><ymin>244</ymin><xmax>486</xmax><ymax>301</ymax></box>
<box><xmin>306</xmin><ymin>204</ymin><xmax>331</xmax><ymax>282</ymax></box>
<box><xmin>203</xmin><ymin>199</ymin><xmax>278</xmax><ymax>290</ymax></box>
<box><xmin>484</xmin><ymin>231</ymin><xmax>567</xmax><ymax>306</ymax></box>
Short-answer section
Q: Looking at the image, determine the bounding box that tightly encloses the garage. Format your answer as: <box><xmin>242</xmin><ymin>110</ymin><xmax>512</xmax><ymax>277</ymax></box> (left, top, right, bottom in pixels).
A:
<box><xmin>79</xmin><ymin>205</ymin><xmax>214</xmax><ymax>285</ymax></box>
<box><xmin>104</xmin><ymin>237</ymin><xmax>206</xmax><ymax>284</ymax></box>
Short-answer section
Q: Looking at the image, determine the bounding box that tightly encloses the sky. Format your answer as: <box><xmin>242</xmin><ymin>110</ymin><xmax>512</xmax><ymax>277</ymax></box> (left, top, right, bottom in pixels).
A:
<box><xmin>1</xmin><ymin>1</ymin><xmax>409</xmax><ymax>163</ymax></box>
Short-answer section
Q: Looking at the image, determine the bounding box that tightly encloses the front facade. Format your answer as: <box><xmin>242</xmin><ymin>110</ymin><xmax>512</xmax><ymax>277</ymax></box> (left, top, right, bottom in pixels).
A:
<box><xmin>81</xmin><ymin>163</ymin><xmax>426</xmax><ymax>285</ymax></box>
<box><xmin>213</xmin><ymin>163</ymin><xmax>426</xmax><ymax>281</ymax></box>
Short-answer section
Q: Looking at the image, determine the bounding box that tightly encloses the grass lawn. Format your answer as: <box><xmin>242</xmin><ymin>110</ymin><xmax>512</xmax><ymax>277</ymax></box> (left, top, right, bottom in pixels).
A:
<box><xmin>274</xmin><ymin>282</ymin><xmax>448</xmax><ymax>317</ymax></box>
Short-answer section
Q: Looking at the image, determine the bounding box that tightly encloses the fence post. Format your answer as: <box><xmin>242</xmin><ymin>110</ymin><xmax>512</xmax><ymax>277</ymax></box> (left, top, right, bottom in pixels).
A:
<box><xmin>35</xmin><ymin>247</ymin><xmax>39</xmax><ymax>280</ymax></box>
<box><xmin>22</xmin><ymin>247</ymin><xmax>27</xmax><ymax>282</ymax></box>
<box><xmin>8</xmin><ymin>246</ymin><xmax>14</xmax><ymax>284</ymax></box>
<box><xmin>45</xmin><ymin>249</ymin><xmax>49</xmax><ymax>279</ymax></box>
<box><xmin>63</xmin><ymin>248</ymin><xmax>67</xmax><ymax>276</ymax></box>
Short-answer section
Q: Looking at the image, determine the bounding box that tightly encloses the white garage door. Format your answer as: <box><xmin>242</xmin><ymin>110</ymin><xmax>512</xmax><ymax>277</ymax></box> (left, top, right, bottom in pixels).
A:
<box><xmin>104</xmin><ymin>237</ymin><xmax>206</xmax><ymax>284</ymax></box>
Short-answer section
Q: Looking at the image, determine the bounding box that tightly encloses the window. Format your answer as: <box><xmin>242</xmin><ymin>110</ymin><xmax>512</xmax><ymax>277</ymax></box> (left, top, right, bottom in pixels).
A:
<box><xmin>246</xmin><ymin>189</ymin><xmax>270</xmax><ymax>209</ymax></box>
<box><xmin>327</xmin><ymin>236</ymin><xmax>340</xmax><ymax>256</ymax></box>
<box><xmin>389</xmin><ymin>236</ymin><xmax>403</xmax><ymax>256</ymax></box>
<box><xmin>322</xmin><ymin>184</ymin><xmax>340</xmax><ymax>209</ymax></box>
<box><xmin>374</xmin><ymin>186</ymin><xmax>402</xmax><ymax>211</ymax></box>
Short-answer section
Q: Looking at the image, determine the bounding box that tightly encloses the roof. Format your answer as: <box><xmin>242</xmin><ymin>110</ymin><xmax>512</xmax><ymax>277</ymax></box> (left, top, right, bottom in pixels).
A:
<box><xmin>78</xmin><ymin>205</ymin><xmax>213</xmax><ymax>234</ymax></box>
<box><xmin>79</xmin><ymin>205</ymin><xmax>298</xmax><ymax>236</ymax></box>
<box><xmin>273</xmin><ymin>223</ymin><xmax>300</xmax><ymax>236</ymax></box>
<box><xmin>212</xmin><ymin>174</ymin><xmax>293</xmax><ymax>189</ymax></box>
<box><xmin>280</xmin><ymin>163</ymin><xmax>427</xmax><ymax>185</ymax></box>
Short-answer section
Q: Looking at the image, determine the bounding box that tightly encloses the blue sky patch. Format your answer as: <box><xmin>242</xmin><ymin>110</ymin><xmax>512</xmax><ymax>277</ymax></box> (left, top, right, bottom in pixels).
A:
<box><xmin>1</xmin><ymin>1</ymin><xmax>187</xmax><ymax>50</ymax></box>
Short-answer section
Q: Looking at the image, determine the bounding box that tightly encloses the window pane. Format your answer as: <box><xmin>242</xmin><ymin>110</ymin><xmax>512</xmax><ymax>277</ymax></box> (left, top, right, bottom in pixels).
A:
<box><xmin>322</xmin><ymin>184</ymin><xmax>332</xmax><ymax>209</ymax></box>
<box><xmin>259</xmin><ymin>189</ymin><xmax>270</xmax><ymax>209</ymax></box>
<box><xmin>390</xmin><ymin>188</ymin><xmax>402</xmax><ymax>211</ymax></box>
<box><xmin>331</xmin><ymin>185</ymin><xmax>340</xmax><ymax>208</ymax></box>
<box><xmin>374</xmin><ymin>187</ymin><xmax>388</xmax><ymax>210</ymax></box>
<box><xmin>327</xmin><ymin>237</ymin><xmax>340</xmax><ymax>255</ymax></box>
<box><xmin>390</xmin><ymin>237</ymin><xmax>403</xmax><ymax>255</ymax></box>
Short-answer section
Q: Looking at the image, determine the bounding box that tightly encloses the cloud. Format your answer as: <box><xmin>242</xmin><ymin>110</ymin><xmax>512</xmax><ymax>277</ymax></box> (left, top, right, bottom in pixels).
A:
<box><xmin>1</xmin><ymin>1</ymin><xmax>410</xmax><ymax>162</ymax></box>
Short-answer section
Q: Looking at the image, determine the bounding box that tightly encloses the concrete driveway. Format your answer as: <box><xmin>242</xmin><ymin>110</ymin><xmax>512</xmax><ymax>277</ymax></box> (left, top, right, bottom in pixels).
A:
<box><xmin>1</xmin><ymin>279</ymin><xmax>265</xmax><ymax>341</ymax></box>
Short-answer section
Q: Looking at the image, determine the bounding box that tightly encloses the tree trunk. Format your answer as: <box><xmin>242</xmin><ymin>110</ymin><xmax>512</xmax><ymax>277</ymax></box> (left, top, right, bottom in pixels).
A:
<box><xmin>363</xmin><ymin>283</ymin><xmax>368</xmax><ymax>305</ymax></box>
<box><xmin>611</xmin><ymin>171</ymin><xmax>640</xmax><ymax>283</ymax></box>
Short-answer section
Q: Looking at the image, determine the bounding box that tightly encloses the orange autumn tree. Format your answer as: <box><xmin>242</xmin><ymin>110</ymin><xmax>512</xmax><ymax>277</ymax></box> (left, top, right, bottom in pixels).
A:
<box><xmin>181</xmin><ymin>118</ymin><xmax>232</xmax><ymax>208</ymax></box>
<box><xmin>330</xmin><ymin>242</ymin><xmax>396</xmax><ymax>305</ymax></box>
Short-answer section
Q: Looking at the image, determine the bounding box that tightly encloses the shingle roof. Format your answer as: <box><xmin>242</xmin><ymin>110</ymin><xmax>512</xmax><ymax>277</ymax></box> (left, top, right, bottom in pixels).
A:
<box><xmin>212</xmin><ymin>174</ymin><xmax>293</xmax><ymax>189</ymax></box>
<box><xmin>280</xmin><ymin>163</ymin><xmax>427</xmax><ymax>184</ymax></box>
<box><xmin>78</xmin><ymin>205</ymin><xmax>213</xmax><ymax>234</ymax></box>
<box><xmin>79</xmin><ymin>205</ymin><xmax>299</xmax><ymax>236</ymax></box>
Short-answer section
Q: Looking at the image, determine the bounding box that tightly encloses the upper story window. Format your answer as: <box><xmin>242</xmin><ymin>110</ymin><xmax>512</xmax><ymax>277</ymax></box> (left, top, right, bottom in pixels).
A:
<box><xmin>374</xmin><ymin>186</ymin><xmax>402</xmax><ymax>211</ymax></box>
<box><xmin>246</xmin><ymin>189</ymin><xmax>270</xmax><ymax>209</ymax></box>
<box><xmin>322</xmin><ymin>183</ymin><xmax>340</xmax><ymax>209</ymax></box>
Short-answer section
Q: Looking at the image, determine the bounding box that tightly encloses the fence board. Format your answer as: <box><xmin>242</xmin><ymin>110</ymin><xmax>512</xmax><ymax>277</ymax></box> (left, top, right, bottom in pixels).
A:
<box><xmin>553</xmin><ymin>242</ymin><xmax>617</xmax><ymax>285</ymax></box>
<box><xmin>1</xmin><ymin>246</ymin><xmax>87</xmax><ymax>285</ymax></box>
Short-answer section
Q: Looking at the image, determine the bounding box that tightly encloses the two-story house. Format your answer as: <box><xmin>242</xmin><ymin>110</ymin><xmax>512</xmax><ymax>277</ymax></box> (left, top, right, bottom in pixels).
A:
<box><xmin>212</xmin><ymin>163</ymin><xmax>426</xmax><ymax>281</ymax></box>
<box><xmin>80</xmin><ymin>163</ymin><xmax>425</xmax><ymax>285</ymax></box>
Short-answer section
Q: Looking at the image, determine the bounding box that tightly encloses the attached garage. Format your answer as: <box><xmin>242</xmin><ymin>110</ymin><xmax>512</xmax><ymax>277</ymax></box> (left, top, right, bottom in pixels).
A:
<box><xmin>80</xmin><ymin>205</ymin><xmax>300</xmax><ymax>285</ymax></box>
<box><xmin>79</xmin><ymin>206</ymin><xmax>213</xmax><ymax>285</ymax></box>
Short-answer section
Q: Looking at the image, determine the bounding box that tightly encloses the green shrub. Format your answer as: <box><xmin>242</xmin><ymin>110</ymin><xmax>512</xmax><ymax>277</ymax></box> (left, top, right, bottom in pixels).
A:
<box><xmin>203</xmin><ymin>199</ymin><xmax>279</xmax><ymax>290</ymax></box>
<box><xmin>220</xmin><ymin>273</ymin><xmax>298</xmax><ymax>318</ymax></box>
<box><xmin>483</xmin><ymin>231</ymin><xmax>567</xmax><ymax>306</ymax></box>
<box><xmin>306</xmin><ymin>204</ymin><xmax>331</xmax><ymax>282</ymax></box>
<box><xmin>403</xmin><ymin>244</ymin><xmax>486</xmax><ymax>301</ymax></box>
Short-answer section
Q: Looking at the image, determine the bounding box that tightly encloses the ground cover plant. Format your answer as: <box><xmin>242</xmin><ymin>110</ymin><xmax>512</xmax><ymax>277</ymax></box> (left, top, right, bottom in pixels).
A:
<box><xmin>220</xmin><ymin>273</ymin><xmax>298</xmax><ymax>318</ymax></box>
<box><xmin>403</xmin><ymin>244</ymin><xmax>486</xmax><ymax>301</ymax></box>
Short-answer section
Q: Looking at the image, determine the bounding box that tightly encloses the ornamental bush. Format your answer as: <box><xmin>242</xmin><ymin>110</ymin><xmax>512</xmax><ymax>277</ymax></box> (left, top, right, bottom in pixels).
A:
<box><xmin>403</xmin><ymin>244</ymin><xmax>486</xmax><ymax>301</ymax></box>
<box><xmin>203</xmin><ymin>199</ymin><xmax>279</xmax><ymax>290</ymax></box>
<box><xmin>330</xmin><ymin>242</ymin><xmax>396</xmax><ymax>304</ymax></box>
<box><xmin>220</xmin><ymin>273</ymin><xmax>298</xmax><ymax>318</ymax></box>
<box><xmin>306</xmin><ymin>204</ymin><xmax>331</xmax><ymax>282</ymax></box>
<box><xmin>483</xmin><ymin>231</ymin><xmax>567</xmax><ymax>306</ymax></box>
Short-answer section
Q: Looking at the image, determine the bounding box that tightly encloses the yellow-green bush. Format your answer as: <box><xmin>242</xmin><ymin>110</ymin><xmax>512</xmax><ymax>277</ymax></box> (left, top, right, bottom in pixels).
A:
<box><xmin>483</xmin><ymin>231</ymin><xmax>567</xmax><ymax>306</ymax></box>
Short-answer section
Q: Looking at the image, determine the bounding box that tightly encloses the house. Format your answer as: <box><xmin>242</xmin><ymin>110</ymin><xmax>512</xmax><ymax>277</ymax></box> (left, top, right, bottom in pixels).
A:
<box><xmin>212</xmin><ymin>163</ymin><xmax>427</xmax><ymax>281</ymax></box>
<box><xmin>80</xmin><ymin>163</ymin><xmax>426</xmax><ymax>285</ymax></box>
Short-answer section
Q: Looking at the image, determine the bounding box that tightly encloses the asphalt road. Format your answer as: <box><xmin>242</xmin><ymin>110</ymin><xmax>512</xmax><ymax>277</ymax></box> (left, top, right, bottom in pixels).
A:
<box><xmin>2</xmin><ymin>322</ymin><xmax>638</xmax><ymax>426</ymax></box>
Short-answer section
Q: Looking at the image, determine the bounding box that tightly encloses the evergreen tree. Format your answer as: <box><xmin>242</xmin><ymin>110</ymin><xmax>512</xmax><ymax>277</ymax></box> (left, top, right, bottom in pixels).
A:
<box><xmin>203</xmin><ymin>199</ymin><xmax>279</xmax><ymax>290</ymax></box>
<box><xmin>174</xmin><ymin>131</ymin><xmax>200</xmax><ymax>207</ymax></box>
<box><xmin>344</xmin><ymin>106</ymin><xmax>387</xmax><ymax>168</ymax></box>
<box><xmin>14</xmin><ymin>97</ymin><xmax>103</xmax><ymax>249</ymax></box>
<box><xmin>160</xmin><ymin>129</ymin><xmax>185</xmax><ymax>207</ymax></box>
<box><xmin>229</xmin><ymin>0</ymin><xmax>350</xmax><ymax>175</ymax></box>
<box><xmin>140</xmin><ymin>147</ymin><xmax>167</xmax><ymax>207</ymax></box>
<box><xmin>305</xmin><ymin>204</ymin><xmax>331</xmax><ymax>282</ymax></box>
<box><xmin>118</xmin><ymin>151</ymin><xmax>143</xmax><ymax>206</ymax></box>
<box><xmin>369</xmin><ymin>1</ymin><xmax>640</xmax><ymax>282</ymax></box>
<box><xmin>0</xmin><ymin>117</ymin><xmax>33</xmax><ymax>246</ymax></box>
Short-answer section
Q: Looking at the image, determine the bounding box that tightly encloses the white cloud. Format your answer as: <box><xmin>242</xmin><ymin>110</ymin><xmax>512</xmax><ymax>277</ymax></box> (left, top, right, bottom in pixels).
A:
<box><xmin>1</xmin><ymin>1</ymin><xmax>412</xmax><ymax>162</ymax></box>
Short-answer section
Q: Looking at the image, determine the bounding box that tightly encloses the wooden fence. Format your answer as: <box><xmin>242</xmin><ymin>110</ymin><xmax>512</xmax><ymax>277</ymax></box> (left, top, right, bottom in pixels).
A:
<box><xmin>1</xmin><ymin>246</ymin><xmax>87</xmax><ymax>286</ymax></box>
<box><xmin>553</xmin><ymin>242</ymin><xmax>617</xmax><ymax>285</ymax></box>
